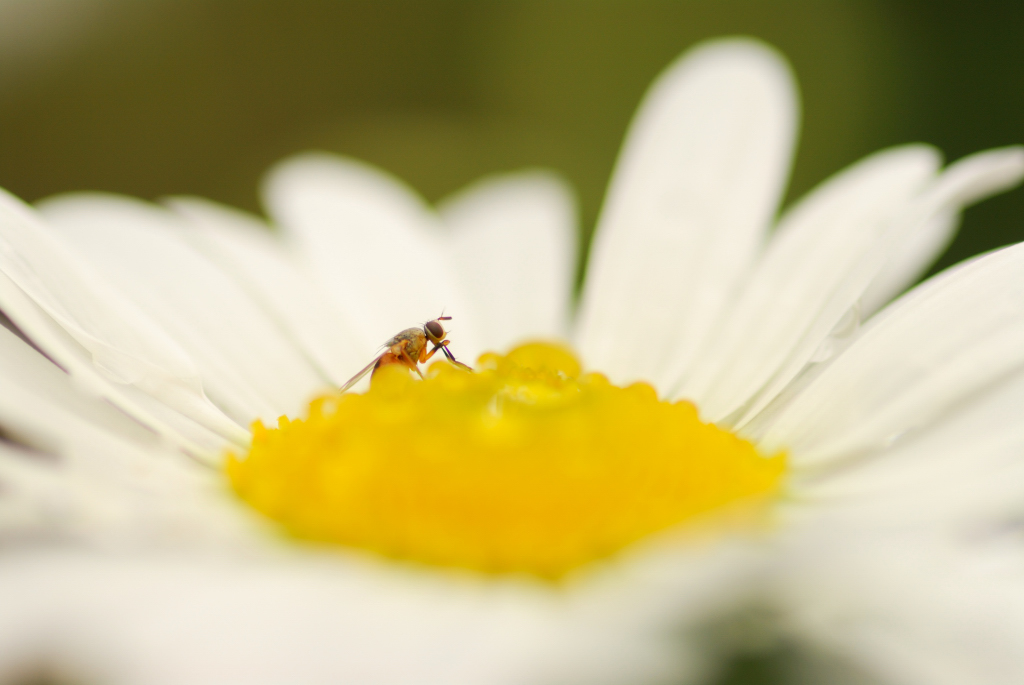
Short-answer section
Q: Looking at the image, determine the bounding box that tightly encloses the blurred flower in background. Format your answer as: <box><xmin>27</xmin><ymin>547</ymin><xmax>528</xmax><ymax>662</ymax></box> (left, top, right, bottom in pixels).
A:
<box><xmin>1</xmin><ymin>3</ymin><xmax>1024</xmax><ymax>685</ymax></box>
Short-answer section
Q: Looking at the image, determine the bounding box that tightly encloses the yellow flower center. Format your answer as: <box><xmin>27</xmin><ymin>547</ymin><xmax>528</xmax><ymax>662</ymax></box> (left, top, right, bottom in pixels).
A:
<box><xmin>227</xmin><ymin>343</ymin><xmax>784</xmax><ymax>579</ymax></box>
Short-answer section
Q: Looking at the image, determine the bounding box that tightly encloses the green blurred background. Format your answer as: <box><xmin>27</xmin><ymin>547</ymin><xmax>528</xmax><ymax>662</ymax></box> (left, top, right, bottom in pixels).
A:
<box><xmin>1</xmin><ymin>0</ymin><xmax>1023</xmax><ymax>284</ymax></box>
<box><xmin>1</xmin><ymin>2</ymin><xmax>1021</xmax><ymax>683</ymax></box>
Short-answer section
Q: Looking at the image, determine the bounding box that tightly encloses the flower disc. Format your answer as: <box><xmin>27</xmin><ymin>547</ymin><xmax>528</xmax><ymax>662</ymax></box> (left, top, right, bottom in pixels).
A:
<box><xmin>228</xmin><ymin>343</ymin><xmax>785</xmax><ymax>578</ymax></box>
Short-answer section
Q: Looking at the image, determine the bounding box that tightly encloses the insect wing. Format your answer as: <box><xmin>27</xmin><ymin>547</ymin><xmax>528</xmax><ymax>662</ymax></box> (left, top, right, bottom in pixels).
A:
<box><xmin>339</xmin><ymin>353</ymin><xmax>385</xmax><ymax>393</ymax></box>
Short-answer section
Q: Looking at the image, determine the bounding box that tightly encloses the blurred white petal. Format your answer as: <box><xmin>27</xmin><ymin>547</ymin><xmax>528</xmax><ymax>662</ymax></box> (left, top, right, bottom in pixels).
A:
<box><xmin>777</xmin><ymin>528</ymin><xmax>1024</xmax><ymax>685</ymax></box>
<box><xmin>0</xmin><ymin>192</ymin><xmax>242</xmax><ymax>454</ymax></box>
<box><xmin>439</xmin><ymin>170</ymin><xmax>577</xmax><ymax>353</ymax></box>
<box><xmin>800</xmin><ymin>366</ymin><xmax>1024</xmax><ymax>530</ymax></box>
<box><xmin>858</xmin><ymin>210</ymin><xmax>959</xmax><ymax>317</ymax></box>
<box><xmin>0</xmin><ymin>532</ymin><xmax>769</xmax><ymax>685</ymax></box>
<box><xmin>263</xmin><ymin>153</ymin><xmax>482</xmax><ymax>358</ymax></box>
<box><xmin>678</xmin><ymin>144</ymin><xmax>939</xmax><ymax>420</ymax></box>
<box><xmin>576</xmin><ymin>38</ymin><xmax>798</xmax><ymax>390</ymax></box>
<box><xmin>753</xmin><ymin>241</ymin><xmax>1024</xmax><ymax>465</ymax></box>
<box><xmin>732</xmin><ymin>146</ymin><xmax>1024</xmax><ymax>429</ymax></box>
<box><xmin>39</xmin><ymin>194</ymin><xmax>330</xmax><ymax>426</ymax></box>
<box><xmin>167</xmin><ymin>196</ymin><xmax>371</xmax><ymax>386</ymax></box>
<box><xmin>860</xmin><ymin>145</ymin><xmax>1024</xmax><ymax>316</ymax></box>
<box><xmin>0</xmin><ymin>327</ymin><xmax>253</xmax><ymax>546</ymax></box>
<box><xmin>0</xmin><ymin>319</ymin><xmax>159</xmax><ymax>450</ymax></box>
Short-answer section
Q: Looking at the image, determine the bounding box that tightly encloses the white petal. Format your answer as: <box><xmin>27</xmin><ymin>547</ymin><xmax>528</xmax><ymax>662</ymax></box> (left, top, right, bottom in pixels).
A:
<box><xmin>38</xmin><ymin>194</ymin><xmax>329</xmax><ymax>426</ymax></box>
<box><xmin>732</xmin><ymin>146</ymin><xmax>1024</xmax><ymax>429</ymax></box>
<box><xmin>777</xmin><ymin>527</ymin><xmax>1024</xmax><ymax>685</ymax></box>
<box><xmin>858</xmin><ymin>210</ymin><xmax>959</xmax><ymax>317</ymax></box>
<box><xmin>0</xmin><ymin>442</ymin><xmax>134</xmax><ymax>542</ymax></box>
<box><xmin>0</xmin><ymin>534</ymin><xmax>764</xmax><ymax>685</ymax></box>
<box><xmin>104</xmin><ymin>382</ymin><xmax>235</xmax><ymax>457</ymax></box>
<box><xmin>263</xmin><ymin>153</ymin><xmax>481</xmax><ymax>358</ymax></box>
<box><xmin>923</xmin><ymin>145</ymin><xmax>1024</xmax><ymax>211</ymax></box>
<box><xmin>861</xmin><ymin>145</ymin><xmax>1024</xmax><ymax>316</ymax></box>
<box><xmin>0</xmin><ymin>272</ymin><xmax>234</xmax><ymax>460</ymax></box>
<box><xmin>799</xmin><ymin>366</ymin><xmax>1024</xmax><ymax>530</ymax></box>
<box><xmin>0</xmin><ymin>323</ymin><xmax>208</xmax><ymax>479</ymax></box>
<box><xmin>0</xmin><ymin>322</ymin><xmax>158</xmax><ymax>449</ymax></box>
<box><xmin>166</xmin><ymin>196</ymin><xmax>372</xmax><ymax>386</ymax></box>
<box><xmin>575</xmin><ymin>38</ymin><xmax>798</xmax><ymax>389</ymax></box>
<box><xmin>0</xmin><ymin>354</ymin><xmax>163</xmax><ymax>483</ymax></box>
<box><xmin>0</xmin><ymin>188</ymin><xmax>243</xmax><ymax>451</ymax></box>
<box><xmin>677</xmin><ymin>145</ymin><xmax>939</xmax><ymax>421</ymax></box>
<box><xmin>0</xmin><ymin>327</ymin><xmax>257</xmax><ymax>546</ymax></box>
<box><xmin>438</xmin><ymin>171</ymin><xmax>577</xmax><ymax>354</ymax></box>
<box><xmin>0</xmin><ymin>444</ymin><xmax>259</xmax><ymax>550</ymax></box>
<box><xmin>0</xmin><ymin>438</ymin><xmax>230</xmax><ymax>549</ymax></box>
<box><xmin>754</xmin><ymin>240</ymin><xmax>1024</xmax><ymax>466</ymax></box>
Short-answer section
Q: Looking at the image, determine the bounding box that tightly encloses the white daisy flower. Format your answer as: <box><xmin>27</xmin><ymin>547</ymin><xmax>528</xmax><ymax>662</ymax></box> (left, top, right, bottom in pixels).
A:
<box><xmin>1</xmin><ymin>36</ymin><xmax>1024</xmax><ymax>685</ymax></box>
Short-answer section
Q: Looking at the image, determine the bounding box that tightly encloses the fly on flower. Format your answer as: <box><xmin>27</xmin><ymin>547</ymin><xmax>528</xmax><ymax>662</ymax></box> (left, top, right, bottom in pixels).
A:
<box><xmin>340</xmin><ymin>315</ymin><xmax>472</xmax><ymax>393</ymax></box>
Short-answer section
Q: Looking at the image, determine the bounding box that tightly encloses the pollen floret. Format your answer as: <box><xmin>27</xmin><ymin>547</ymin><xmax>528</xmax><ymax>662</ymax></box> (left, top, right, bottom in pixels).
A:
<box><xmin>228</xmin><ymin>343</ymin><xmax>785</xmax><ymax>578</ymax></box>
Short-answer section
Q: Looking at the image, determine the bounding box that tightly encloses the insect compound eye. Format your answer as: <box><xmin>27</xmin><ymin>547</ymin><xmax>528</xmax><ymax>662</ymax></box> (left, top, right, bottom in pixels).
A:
<box><xmin>425</xmin><ymin>320</ymin><xmax>445</xmax><ymax>341</ymax></box>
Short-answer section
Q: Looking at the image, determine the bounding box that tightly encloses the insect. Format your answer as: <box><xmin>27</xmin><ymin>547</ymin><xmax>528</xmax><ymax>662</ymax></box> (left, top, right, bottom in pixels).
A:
<box><xmin>340</xmin><ymin>315</ymin><xmax>471</xmax><ymax>393</ymax></box>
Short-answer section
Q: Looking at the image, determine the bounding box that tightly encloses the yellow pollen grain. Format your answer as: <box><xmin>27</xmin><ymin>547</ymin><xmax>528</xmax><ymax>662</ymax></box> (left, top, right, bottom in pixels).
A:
<box><xmin>227</xmin><ymin>343</ymin><xmax>785</xmax><ymax>579</ymax></box>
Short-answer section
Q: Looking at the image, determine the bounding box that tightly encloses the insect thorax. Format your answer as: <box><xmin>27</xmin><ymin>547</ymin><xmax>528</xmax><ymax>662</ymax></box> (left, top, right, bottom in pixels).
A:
<box><xmin>384</xmin><ymin>327</ymin><xmax>426</xmax><ymax>356</ymax></box>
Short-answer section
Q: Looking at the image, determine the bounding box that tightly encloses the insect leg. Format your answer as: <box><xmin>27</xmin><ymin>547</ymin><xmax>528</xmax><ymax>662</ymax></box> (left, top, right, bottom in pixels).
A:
<box><xmin>439</xmin><ymin>343</ymin><xmax>473</xmax><ymax>371</ymax></box>
<box><xmin>398</xmin><ymin>346</ymin><xmax>425</xmax><ymax>379</ymax></box>
<box><xmin>422</xmin><ymin>339</ymin><xmax>450</xmax><ymax>362</ymax></box>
